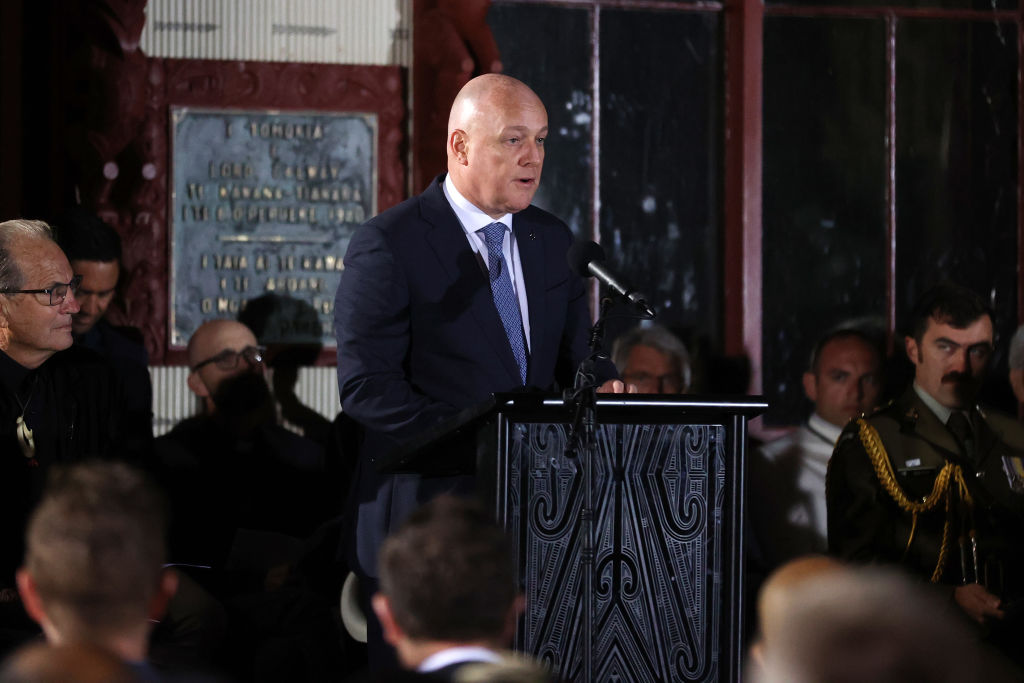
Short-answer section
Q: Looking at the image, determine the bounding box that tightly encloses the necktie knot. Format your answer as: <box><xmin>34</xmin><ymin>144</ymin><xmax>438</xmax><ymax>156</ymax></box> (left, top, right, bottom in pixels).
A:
<box><xmin>947</xmin><ymin>410</ymin><xmax>975</xmax><ymax>458</ymax></box>
<box><xmin>480</xmin><ymin>222</ymin><xmax>506</xmax><ymax>248</ymax></box>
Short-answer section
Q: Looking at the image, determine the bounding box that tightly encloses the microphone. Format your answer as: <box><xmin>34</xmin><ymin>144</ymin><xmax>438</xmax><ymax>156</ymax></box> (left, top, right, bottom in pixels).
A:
<box><xmin>567</xmin><ymin>240</ymin><xmax>656</xmax><ymax>318</ymax></box>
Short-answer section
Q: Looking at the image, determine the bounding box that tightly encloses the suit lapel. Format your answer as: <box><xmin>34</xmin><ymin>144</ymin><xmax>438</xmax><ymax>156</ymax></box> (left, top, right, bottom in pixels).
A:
<box><xmin>513</xmin><ymin>217</ymin><xmax>544</xmax><ymax>385</ymax></box>
<box><xmin>420</xmin><ymin>179</ymin><xmax>522</xmax><ymax>384</ymax></box>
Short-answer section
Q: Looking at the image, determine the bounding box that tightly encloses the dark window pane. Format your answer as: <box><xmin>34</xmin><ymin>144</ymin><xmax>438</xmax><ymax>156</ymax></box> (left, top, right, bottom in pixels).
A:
<box><xmin>895</xmin><ymin>19</ymin><xmax>1018</xmax><ymax>409</ymax></box>
<box><xmin>488</xmin><ymin>4</ymin><xmax>593</xmax><ymax>238</ymax></box>
<box><xmin>599</xmin><ymin>9</ymin><xmax>722</xmax><ymax>346</ymax></box>
<box><xmin>762</xmin><ymin>17</ymin><xmax>888</xmax><ymax>425</ymax></box>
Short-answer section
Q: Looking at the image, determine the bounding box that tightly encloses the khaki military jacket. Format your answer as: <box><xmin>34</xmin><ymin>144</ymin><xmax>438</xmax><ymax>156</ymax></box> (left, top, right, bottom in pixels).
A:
<box><xmin>827</xmin><ymin>386</ymin><xmax>1024</xmax><ymax>596</ymax></box>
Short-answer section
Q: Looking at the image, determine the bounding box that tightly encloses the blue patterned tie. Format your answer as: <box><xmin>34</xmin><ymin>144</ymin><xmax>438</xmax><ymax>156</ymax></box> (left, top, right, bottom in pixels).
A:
<box><xmin>479</xmin><ymin>222</ymin><xmax>528</xmax><ymax>384</ymax></box>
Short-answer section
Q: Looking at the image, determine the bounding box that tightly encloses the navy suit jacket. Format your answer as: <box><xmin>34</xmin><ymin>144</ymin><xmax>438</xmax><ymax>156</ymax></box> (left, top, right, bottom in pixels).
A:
<box><xmin>334</xmin><ymin>175</ymin><xmax>613</xmax><ymax>575</ymax></box>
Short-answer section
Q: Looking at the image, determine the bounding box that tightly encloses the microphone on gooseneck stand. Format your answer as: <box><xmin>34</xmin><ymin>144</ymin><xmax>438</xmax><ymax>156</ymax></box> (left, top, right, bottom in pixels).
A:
<box><xmin>567</xmin><ymin>240</ymin><xmax>657</xmax><ymax>319</ymax></box>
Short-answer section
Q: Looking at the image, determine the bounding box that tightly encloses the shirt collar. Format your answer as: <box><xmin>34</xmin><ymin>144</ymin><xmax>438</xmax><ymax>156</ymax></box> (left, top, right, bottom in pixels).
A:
<box><xmin>443</xmin><ymin>174</ymin><xmax>513</xmax><ymax>234</ymax></box>
<box><xmin>913</xmin><ymin>381</ymin><xmax>954</xmax><ymax>424</ymax></box>
<box><xmin>418</xmin><ymin>646</ymin><xmax>504</xmax><ymax>672</ymax></box>
<box><xmin>807</xmin><ymin>412</ymin><xmax>844</xmax><ymax>446</ymax></box>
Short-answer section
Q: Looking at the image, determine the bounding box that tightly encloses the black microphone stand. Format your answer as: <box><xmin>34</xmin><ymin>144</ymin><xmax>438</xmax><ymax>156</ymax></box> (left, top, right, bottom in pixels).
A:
<box><xmin>561</xmin><ymin>285</ymin><xmax>655</xmax><ymax>678</ymax></box>
<box><xmin>561</xmin><ymin>296</ymin><xmax>612</xmax><ymax>682</ymax></box>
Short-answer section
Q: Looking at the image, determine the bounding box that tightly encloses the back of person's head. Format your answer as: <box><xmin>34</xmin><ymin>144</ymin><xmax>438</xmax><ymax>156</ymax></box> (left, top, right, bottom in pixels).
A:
<box><xmin>21</xmin><ymin>461</ymin><xmax>168</xmax><ymax>641</ymax></box>
<box><xmin>907</xmin><ymin>281</ymin><xmax>991</xmax><ymax>342</ymax></box>
<box><xmin>754</xmin><ymin>566</ymin><xmax>1016</xmax><ymax>683</ymax></box>
<box><xmin>611</xmin><ymin>323</ymin><xmax>692</xmax><ymax>392</ymax></box>
<box><xmin>0</xmin><ymin>219</ymin><xmax>55</xmax><ymax>291</ymax></box>
<box><xmin>377</xmin><ymin>495</ymin><xmax>518</xmax><ymax>643</ymax></box>
<box><xmin>52</xmin><ymin>209</ymin><xmax>122</xmax><ymax>264</ymax></box>
<box><xmin>0</xmin><ymin>642</ymin><xmax>139</xmax><ymax>683</ymax></box>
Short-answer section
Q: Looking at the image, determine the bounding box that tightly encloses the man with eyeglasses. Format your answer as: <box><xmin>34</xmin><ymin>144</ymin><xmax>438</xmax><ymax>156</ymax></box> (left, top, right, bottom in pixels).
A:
<box><xmin>827</xmin><ymin>282</ymin><xmax>1024</xmax><ymax>668</ymax></box>
<box><xmin>0</xmin><ymin>218</ymin><xmax>134</xmax><ymax>656</ymax></box>
<box><xmin>611</xmin><ymin>324</ymin><xmax>692</xmax><ymax>394</ymax></box>
<box><xmin>155</xmin><ymin>319</ymin><xmax>326</xmax><ymax>573</ymax></box>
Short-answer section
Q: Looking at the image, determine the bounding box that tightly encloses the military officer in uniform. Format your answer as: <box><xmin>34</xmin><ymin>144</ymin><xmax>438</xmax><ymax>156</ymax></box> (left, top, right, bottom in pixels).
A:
<box><xmin>827</xmin><ymin>282</ymin><xmax>1024</xmax><ymax>666</ymax></box>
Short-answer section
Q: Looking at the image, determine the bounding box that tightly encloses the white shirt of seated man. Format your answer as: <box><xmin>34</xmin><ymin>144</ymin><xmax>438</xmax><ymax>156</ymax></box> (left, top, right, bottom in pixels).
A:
<box><xmin>753</xmin><ymin>333</ymin><xmax>881</xmax><ymax>567</ymax></box>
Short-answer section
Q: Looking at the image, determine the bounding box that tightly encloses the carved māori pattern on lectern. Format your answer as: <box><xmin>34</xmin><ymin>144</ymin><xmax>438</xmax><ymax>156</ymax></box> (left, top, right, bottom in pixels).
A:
<box><xmin>506</xmin><ymin>422</ymin><xmax>725</xmax><ymax>682</ymax></box>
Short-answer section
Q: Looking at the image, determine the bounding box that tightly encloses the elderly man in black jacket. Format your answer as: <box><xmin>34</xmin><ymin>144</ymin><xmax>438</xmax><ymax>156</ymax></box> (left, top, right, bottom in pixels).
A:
<box><xmin>0</xmin><ymin>219</ymin><xmax>131</xmax><ymax>655</ymax></box>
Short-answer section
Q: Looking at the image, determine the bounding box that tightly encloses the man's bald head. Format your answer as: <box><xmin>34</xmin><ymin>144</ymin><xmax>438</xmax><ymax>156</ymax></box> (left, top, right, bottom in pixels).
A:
<box><xmin>187</xmin><ymin>319</ymin><xmax>256</xmax><ymax>367</ymax></box>
<box><xmin>447</xmin><ymin>74</ymin><xmax>542</xmax><ymax>136</ymax></box>
<box><xmin>445</xmin><ymin>74</ymin><xmax>548</xmax><ymax>219</ymax></box>
<box><xmin>186</xmin><ymin>320</ymin><xmax>262</xmax><ymax>410</ymax></box>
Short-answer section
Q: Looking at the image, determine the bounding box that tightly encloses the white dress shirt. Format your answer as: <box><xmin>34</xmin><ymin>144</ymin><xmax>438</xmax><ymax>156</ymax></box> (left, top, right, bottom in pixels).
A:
<box><xmin>751</xmin><ymin>412</ymin><xmax>844</xmax><ymax>568</ymax></box>
<box><xmin>442</xmin><ymin>174</ymin><xmax>531</xmax><ymax>351</ymax></box>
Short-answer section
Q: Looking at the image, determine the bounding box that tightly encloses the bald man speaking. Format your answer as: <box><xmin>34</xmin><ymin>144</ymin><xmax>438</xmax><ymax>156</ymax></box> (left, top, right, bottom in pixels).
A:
<box><xmin>334</xmin><ymin>74</ymin><xmax>619</xmax><ymax>661</ymax></box>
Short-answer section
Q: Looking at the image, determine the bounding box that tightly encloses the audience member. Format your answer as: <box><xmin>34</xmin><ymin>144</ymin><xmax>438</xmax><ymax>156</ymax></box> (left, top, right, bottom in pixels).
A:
<box><xmin>1007</xmin><ymin>323</ymin><xmax>1024</xmax><ymax>404</ymax></box>
<box><xmin>154</xmin><ymin>320</ymin><xmax>342</xmax><ymax>680</ymax></box>
<box><xmin>749</xmin><ymin>553</ymin><xmax>846</xmax><ymax>671</ymax></box>
<box><xmin>53</xmin><ymin>208</ymin><xmax>152</xmax><ymax>437</ymax></box>
<box><xmin>611</xmin><ymin>324</ymin><xmax>691</xmax><ymax>393</ymax></box>
<box><xmin>15</xmin><ymin>462</ymin><xmax>176</xmax><ymax>677</ymax></box>
<box><xmin>753</xmin><ymin>565</ymin><xmax>1017</xmax><ymax>683</ymax></box>
<box><xmin>372</xmin><ymin>496</ymin><xmax>548</xmax><ymax>681</ymax></box>
<box><xmin>828</xmin><ymin>282</ymin><xmax>1024</xmax><ymax>667</ymax></box>
<box><xmin>0</xmin><ymin>219</ymin><xmax>134</xmax><ymax>654</ymax></box>
<box><xmin>154</xmin><ymin>319</ymin><xmax>325</xmax><ymax>572</ymax></box>
<box><xmin>750</xmin><ymin>328</ymin><xmax>882</xmax><ymax>568</ymax></box>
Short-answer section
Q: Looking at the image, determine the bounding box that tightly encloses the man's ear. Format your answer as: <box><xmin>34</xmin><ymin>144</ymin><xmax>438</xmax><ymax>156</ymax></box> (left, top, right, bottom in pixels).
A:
<box><xmin>16</xmin><ymin>569</ymin><xmax>47</xmax><ymax>627</ymax></box>
<box><xmin>802</xmin><ymin>371</ymin><xmax>818</xmax><ymax>403</ymax></box>
<box><xmin>904</xmin><ymin>335</ymin><xmax>920</xmax><ymax>365</ymax></box>
<box><xmin>186</xmin><ymin>371</ymin><xmax>209</xmax><ymax>399</ymax></box>
<box><xmin>449</xmin><ymin>129</ymin><xmax>470</xmax><ymax>166</ymax></box>
<box><xmin>372</xmin><ymin>593</ymin><xmax>404</xmax><ymax>647</ymax></box>
<box><xmin>148</xmin><ymin>568</ymin><xmax>179</xmax><ymax>622</ymax></box>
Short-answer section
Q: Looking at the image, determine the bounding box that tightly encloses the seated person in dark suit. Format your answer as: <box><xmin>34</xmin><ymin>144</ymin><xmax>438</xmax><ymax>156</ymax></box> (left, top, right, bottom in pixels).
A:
<box><xmin>155</xmin><ymin>319</ymin><xmax>327</xmax><ymax>575</ymax></box>
<box><xmin>155</xmin><ymin>319</ymin><xmax>343</xmax><ymax>679</ymax></box>
<box><xmin>53</xmin><ymin>208</ymin><xmax>152</xmax><ymax>440</ymax></box>
<box><xmin>0</xmin><ymin>219</ymin><xmax>134</xmax><ymax>656</ymax></box>
<box><xmin>372</xmin><ymin>495</ymin><xmax>549</xmax><ymax>681</ymax></box>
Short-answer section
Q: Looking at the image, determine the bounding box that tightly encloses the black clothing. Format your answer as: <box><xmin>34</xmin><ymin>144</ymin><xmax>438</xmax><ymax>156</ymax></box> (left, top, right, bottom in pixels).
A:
<box><xmin>0</xmin><ymin>346</ymin><xmax>130</xmax><ymax>586</ymax></box>
<box><xmin>154</xmin><ymin>415</ymin><xmax>327</xmax><ymax>572</ymax></box>
<box><xmin>75</xmin><ymin>319</ymin><xmax>153</xmax><ymax>451</ymax></box>
<box><xmin>76</xmin><ymin>319</ymin><xmax>150</xmax><ymax>411</ymax></box>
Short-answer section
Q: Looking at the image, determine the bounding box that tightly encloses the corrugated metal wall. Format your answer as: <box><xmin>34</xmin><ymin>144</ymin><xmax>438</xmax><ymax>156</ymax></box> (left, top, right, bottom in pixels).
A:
<box><xmin>141</xmin><ymin>0</ymin><xmax>412</xmax><ymax>66</ymax></box>
<box><xmin>150</xmin><ymin>366</ymin><xmax>340</xmax><ymax>437</ymax></box>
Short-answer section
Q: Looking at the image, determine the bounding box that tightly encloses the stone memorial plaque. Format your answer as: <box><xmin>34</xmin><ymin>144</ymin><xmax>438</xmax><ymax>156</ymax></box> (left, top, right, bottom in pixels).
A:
<box><xmin>169</xmin><ymin>107</ymin><xmax>377</xmax><ymax>348</ymax></box>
